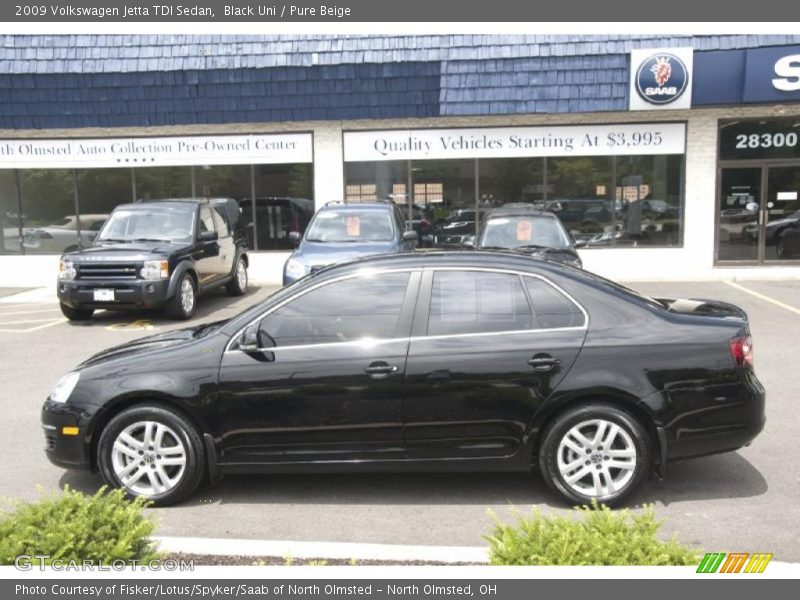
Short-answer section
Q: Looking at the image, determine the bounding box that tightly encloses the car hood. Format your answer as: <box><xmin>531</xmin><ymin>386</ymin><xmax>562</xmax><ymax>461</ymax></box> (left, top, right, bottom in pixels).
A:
<box><xmin>77</xmin><ymin>320</ymin><xmax>228</xmax><ymax>369</ymax></box>
<box><xmin>483</xmin><ymin>246</ymin><xmax>582</xmax><ymax>267</ymax></box>
<box><xmin>292</xmin><ymin>241</ymin><xmax>397</xmax><ymax>267</ymax></box>
<box><xmin>66</xmin><ymin>241</ymin><xmax>187</xmax><ymax>260</ymax></box>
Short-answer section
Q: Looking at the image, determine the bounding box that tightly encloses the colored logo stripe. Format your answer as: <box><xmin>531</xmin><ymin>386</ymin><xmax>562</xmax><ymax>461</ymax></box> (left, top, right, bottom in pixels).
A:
<box><xmin>697</xmin><ymin>552</ymin><xmax>773</xmax><ymax>573</ymax></box>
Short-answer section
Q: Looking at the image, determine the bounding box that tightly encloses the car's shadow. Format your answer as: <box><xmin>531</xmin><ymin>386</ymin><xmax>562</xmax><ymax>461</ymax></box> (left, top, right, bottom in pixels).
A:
<box><xmin>59</xmin><ymin>451</ymin><xmax>767</xmax><ymax>508</ymax></box>
<box><xmin>62</xmin><ymin>285</ymin><xmax>274</xmax><ymax>329</ymax></box>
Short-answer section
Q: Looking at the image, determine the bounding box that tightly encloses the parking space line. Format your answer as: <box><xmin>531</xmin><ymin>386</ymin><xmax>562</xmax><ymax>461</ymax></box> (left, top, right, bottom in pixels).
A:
<box><xmin>0</xmin><ymin>317</ymin><xmax>67</xmax><ymax>325</ymax></box>
<box><xmin>0</xmin><ymin>307</ymin><xmax>61</xmax><ymax>316</ymax></box>
<box><xmin>724</xmin><ymin>281</ymin><xmax>800</xmax><ymax>316</ymax></box>
<box><xmin>0</xmin><ymin>318</ymin><xmax>66</xmax><ymax>333</ymax></box>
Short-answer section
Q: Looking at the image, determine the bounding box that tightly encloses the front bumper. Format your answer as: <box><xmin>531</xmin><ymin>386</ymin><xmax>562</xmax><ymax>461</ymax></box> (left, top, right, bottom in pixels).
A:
<box><xmin>41</xmin><ymin>400</ymin><xmax>96</xmax><ymax>470</ymax></box>
<box><xmin>57</xmin><ymin>278</ymin><xmax>170</xmax><ymax>310</ymax></box>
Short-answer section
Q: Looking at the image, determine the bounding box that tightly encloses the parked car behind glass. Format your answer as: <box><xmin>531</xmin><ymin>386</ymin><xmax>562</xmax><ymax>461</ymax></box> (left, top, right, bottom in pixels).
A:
<box><xmin>282</xmin><ymin>200</ymin><xmax>417</xmax><ymax>285</ymax></box>
<box><xmin>23</xmin><ymin>214</ymin><xmax>107</xmax><ymax>254</ymax></box>
<box><xmin>43</xmin><ymin>251</ymin><xmax>764</xmax><ymax>506</ymax></box>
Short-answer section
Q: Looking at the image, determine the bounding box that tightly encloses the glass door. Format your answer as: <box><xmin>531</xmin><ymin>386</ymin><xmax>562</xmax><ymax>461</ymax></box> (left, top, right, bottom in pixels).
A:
<box><xmin>718</xmin><ymin>168</ymin><xmax>762</xmax><ymax>262</ymax></box>
<box><xmin>764</xmin><ymin>165</ymin><xmax>800</xmax><ymax>261</ymax></box>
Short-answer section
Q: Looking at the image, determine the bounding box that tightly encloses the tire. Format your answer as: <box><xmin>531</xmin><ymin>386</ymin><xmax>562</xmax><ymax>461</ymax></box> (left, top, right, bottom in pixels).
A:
<box><xmin>96</xmin><ymin>403</ymin><xmax>205</xmax><ymax>506</ymax></box>
<box><xmin>538</xmin><ymin>403</ymin><xmax>651</xmax><ymax>507</ymax></box>
<box><xmin>60</xmin><ymin>303</ymin><xmax>94</xmax><ymax>321</ymax></box>
<box><xmin>225</xmin><ymin>257</ymin><xmax>248</xmax><ymax>296</ymax></box>
<box><xmin>165</xmin><ymin>273</ymin><xmax>196</xmax><ymax>320</ymax></box>
<box><xmin>777</xmin><ymin>237</ymin><xmax>789</xmax><ymax>259</ymax></box>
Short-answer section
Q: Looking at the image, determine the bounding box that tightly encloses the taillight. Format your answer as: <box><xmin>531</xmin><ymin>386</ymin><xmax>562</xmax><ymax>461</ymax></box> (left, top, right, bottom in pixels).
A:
<box><xmin>729</xmin><ymin>335</ymin><xmax>754</xmax><ymax>368</ymax></box>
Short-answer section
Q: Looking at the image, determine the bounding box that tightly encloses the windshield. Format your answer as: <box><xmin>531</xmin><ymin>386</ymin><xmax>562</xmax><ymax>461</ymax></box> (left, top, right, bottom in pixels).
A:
<box><xmin>97</xmin><ymin>207</ymin><xmax>195</xmax><ymax>243</ymax></box>
<box><xmin>304</xmin><ymin>210</ymin><xmax>394</xmax><ymax>243</ymax></box>
<box><xmin>480</xmin><ymin>216</ymin><xmax>571</xmax><ymax>249</ymax></box>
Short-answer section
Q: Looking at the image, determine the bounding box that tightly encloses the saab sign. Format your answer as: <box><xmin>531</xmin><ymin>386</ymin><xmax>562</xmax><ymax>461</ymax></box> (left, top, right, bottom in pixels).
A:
<box><xmin>629</xmin><ymin>48</ymin><xmax>693</xmax><ymax>111</ymax></box>
<box><xmin>692</xmin><ymin>44</ymin><xmax>800</xmax><ymax>106</ymax></box>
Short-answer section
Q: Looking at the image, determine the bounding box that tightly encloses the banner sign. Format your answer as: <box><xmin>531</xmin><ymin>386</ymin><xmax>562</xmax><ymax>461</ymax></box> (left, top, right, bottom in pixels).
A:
<box><xmin>629</xmin><ymin>48</ymin><xmax>694</xmax><ymax>111</ymax></box>
<box><xmin>344</xmin><ymin>123</ymin><xmax>686</xmax><ymax>162</ymax></box>
<box><xmin>0</xmin><ymin>133</ymin><xmax>313</xmax><ymax>169</ymax></box>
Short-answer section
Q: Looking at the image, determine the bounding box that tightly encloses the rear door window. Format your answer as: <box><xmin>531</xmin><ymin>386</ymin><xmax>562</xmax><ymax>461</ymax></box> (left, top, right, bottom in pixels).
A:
<box><xmin>523</xmin><ymin>277</ymin><xmax>586</xmax><ymax>329</ymax></box>
<box><xmin>427</xmin><ymin>271</ymin><xmax>532</xmax><ymax>336</ymax></box>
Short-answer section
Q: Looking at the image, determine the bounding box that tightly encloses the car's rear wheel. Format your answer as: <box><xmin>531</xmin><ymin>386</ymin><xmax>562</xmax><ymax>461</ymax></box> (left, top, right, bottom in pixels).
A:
<box><xmin>166</xmin><ymin>273</ymin><xmax>196</xmax><ymax>320</ymax></box>
<box><xmin>97</xmin><ymin>404</ymin><xmax>205</xmax><ymax>506</ymax></box>
<box><xmin>225</xmin><ymin>257</ymin><xmax>247</xmax><ymax>296</ymax></box>
<box><xmin>60</xmin><ymin>303</ymin><xmax>94</xmax><ymax>321</ymax></box>
<box><xmin>538</xmin><ymin>404</ymin><xmax>650</xmax><ymax>506</ymax></box>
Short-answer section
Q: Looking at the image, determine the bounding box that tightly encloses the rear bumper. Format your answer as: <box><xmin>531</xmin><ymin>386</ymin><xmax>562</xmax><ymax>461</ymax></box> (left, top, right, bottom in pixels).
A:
<box><xmin>662</xmin><ymin>372</ymin><xmax>766</xmax><ymax>462</ymax></box>
<box><xmin>57</xmin><ymin>279</ymin><xmax>170</xmax><ymax>310</ymax></box>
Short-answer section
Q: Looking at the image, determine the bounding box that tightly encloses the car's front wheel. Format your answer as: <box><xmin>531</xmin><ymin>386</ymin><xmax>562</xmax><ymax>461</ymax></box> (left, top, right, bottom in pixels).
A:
<box><xmin>97</xmin><ymin>404</ymin><xmax>205</xmax><ymax>506</ymax></box>
<box><xmin>166</xmin><ymin>273</ymin><xmax>196</xmax><ymax>320</ymax></box>
<box><xmin>538</xmin><ymin>404</ymin><xmax>650</xmax><ymax>506</ymax></box>
<box><xmin>60</xmin><ymin>303</ymin><xmax>94</xmax><ymax>321</ymax></box>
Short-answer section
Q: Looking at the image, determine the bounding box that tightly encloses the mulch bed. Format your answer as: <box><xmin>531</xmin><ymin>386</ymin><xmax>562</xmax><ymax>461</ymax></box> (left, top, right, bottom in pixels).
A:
<box><xmin>166</xmin><ymin>552</ymin><xmax>481</xmax><ymax>566</ymax></box>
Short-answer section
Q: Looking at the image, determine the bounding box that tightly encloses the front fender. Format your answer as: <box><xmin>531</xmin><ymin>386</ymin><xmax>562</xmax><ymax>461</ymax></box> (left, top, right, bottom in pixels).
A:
<box><xmin>166</xmin><ymin>260</ymin><xmax>197</xmax><ymax>298</ymax></box>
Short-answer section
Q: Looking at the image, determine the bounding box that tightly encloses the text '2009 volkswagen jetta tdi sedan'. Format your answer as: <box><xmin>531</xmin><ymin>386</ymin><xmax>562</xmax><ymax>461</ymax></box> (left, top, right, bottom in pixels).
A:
<box><xmin>42</xmin><ymin>252</ymin><xmax>765</xmax><ymax>506</ymax></box>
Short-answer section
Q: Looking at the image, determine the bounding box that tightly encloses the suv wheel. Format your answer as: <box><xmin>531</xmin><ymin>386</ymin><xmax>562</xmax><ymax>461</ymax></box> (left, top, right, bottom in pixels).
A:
<box><xmin>225</xmin><ymin>257</ymin><xmax>248</xmax><ymax>296</ymax></box>
<box><xmin>166</xmin><ymin>273</ymin><xmax>196</xmax><ymax>320</ymax></box>
<box><xmin>97</xmin><ymin>404</ymin><xmax>205</xmax><ymax>506</ymax></box>
<box><xmin>60</xmin><ymin>303</ymin><xmax>94</xmax><ymax>321</ymax></box>
<box><xmin>538</xmin><ymin>404</ymin><xmax>650</xmax><ymax>506</ymax></box>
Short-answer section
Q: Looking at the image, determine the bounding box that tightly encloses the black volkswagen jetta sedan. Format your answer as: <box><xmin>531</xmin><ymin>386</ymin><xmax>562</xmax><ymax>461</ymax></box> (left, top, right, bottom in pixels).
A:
<box><xmin>42</xmin><ymin>252</ymin><xmax>765</xmax><ymax>506</ymax></box>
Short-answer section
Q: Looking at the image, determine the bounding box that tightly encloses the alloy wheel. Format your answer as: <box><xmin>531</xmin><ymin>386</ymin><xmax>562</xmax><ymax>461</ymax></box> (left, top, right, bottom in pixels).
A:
<box><xmin>236</xmin><ymin>260</ymin><xmax>247</xmax><ymax>290</ymax></box>
<box><xmin>180</xmin><ymin>277</ymin><xmax>195</xmax><ymax>314</ymax></box>
<box><xmin>110</xmin><ymin>421</ymin><xmax>187</xmax><ymax>497</ymax></box>
<box><xmin>556</xmin><ymin>418</ymin><xmax>637</xmax><ymax>498</ymax></box>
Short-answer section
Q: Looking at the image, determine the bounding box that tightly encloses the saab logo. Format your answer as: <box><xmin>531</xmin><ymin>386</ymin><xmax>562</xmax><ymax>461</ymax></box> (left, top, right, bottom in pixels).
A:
<box><xmin>635</xmin><ymin>53</ymin><xmax>689</xmax><ymax>105</ymax></box>
<box><xmin>696</xmin><ymin>552</ymin><xmax>773</xmax><ymax>574</ymax></box>
<box><xmin>772</xmin><ymin>54</ymin><xmax>800</xmax><ymax>92</ymax></box>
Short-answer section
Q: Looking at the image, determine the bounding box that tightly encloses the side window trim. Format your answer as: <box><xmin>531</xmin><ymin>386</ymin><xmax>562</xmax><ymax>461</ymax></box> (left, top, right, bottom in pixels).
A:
<box><xmin>412</xmin><ymin>267</ymin><xmax>588</xmax><ymax>340</ymax></box>
<box><xmin>226</xmin><ymin>268</ymin><xmax>422</xmax><ymax>353</ymax></box>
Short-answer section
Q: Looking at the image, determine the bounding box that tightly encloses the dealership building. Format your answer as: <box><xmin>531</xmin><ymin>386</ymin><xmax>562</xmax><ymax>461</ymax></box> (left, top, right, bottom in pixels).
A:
<box><xmin>1</xmin><ymin>34</ymin><xmax>800</xmax><ymax>285</ymax></box>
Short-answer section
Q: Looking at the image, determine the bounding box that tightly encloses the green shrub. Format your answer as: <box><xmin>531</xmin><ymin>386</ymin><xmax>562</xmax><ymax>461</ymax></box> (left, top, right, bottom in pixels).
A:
<box><xmin>0</xmin><ymin>486</ymin><xmax>158</xmax><ymax>565</ymax></box>
<box><xmin>486</xmin><ymin>502</ymin><xmax>698</xmax><ymax>566</ymax></box>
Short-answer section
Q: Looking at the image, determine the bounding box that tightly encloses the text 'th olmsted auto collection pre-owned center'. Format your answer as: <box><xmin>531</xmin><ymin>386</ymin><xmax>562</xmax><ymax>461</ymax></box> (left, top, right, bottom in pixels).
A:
<box><xmin>1</xmin><ymin>34</ymin><xmax>800</xmax><ymax>284</ymax></box>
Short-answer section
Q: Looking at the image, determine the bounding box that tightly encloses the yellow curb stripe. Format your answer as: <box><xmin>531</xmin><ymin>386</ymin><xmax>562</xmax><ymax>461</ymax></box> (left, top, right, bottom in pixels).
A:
<box><xmin>724</xmin><ymin>281</ymin><xmax>800</xmax><ymax>316</ymax></box>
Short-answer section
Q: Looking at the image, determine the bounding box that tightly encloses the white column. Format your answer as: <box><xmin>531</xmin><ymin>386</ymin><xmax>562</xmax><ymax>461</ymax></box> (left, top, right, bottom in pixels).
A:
<box><xmin>312</xmin><ymin>122</ymin><xmax>344</xmax><ymax>210</ymax></box>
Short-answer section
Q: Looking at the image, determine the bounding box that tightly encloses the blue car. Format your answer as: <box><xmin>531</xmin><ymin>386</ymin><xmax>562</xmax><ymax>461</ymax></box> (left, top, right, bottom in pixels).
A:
<box><xmin>283</xmin><ymin>200</ymin><xmax>418</xmax><ymax>285</ymax></box>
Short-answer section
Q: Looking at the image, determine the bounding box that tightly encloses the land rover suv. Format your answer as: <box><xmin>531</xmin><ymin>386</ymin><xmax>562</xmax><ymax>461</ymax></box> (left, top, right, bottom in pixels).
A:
<box><xmin>57</xmin><ymin>198</ymin><xmax>249</xmax><ymax>321</ymax></box>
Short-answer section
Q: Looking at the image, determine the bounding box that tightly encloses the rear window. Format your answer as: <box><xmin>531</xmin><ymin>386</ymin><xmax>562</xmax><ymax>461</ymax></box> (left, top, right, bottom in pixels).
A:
<box><xmin>305</xmin><ymin>209</ymin><xmax>394</xmax><ymax>243</ymax></box>
<box><xmin>480</xmin><ymin>215</ymin><xmax>571</xmax><ymax>249</ymax></box>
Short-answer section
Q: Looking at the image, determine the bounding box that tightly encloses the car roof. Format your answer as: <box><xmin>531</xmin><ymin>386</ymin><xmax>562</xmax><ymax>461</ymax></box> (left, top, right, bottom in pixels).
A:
<box><xmin>319</xmin><ymin>200</ymin><xmax>395</xmax><ymax>211</ymax></box>
<box><xmin>485</xmin><ymin>207</ymin><xmax>556</xmax><ymax>219</ymax></box>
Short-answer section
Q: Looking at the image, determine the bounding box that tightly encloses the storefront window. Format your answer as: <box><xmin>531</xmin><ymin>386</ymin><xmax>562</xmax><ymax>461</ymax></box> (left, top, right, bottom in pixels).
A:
<box><xmin>0</xmin><ymin>171</ymin><xmax>20</xmax><ymax>254</ymax></box>
<box><xmin>345</xmin><ymin>151</ymin><xmax>684</xmax><ymax>249</ymax></box>
<box><xmin>134</xmin><ymin>166</ymin><xmax>193</xmax><ymax>201</ymax></box>
<box><xmin>19</xmin><ymin>169</ymin><xmax>78</xmax><ymax>254</ymax></box>
<box><xmin>74</xmin><ymin>169</ymin><xmax>133</xmax><ymax>248</ymax></box>
<box><xmin>547</xmin><ymin>157</ymin><xmax>614</xmax><ymax>245</ymax></box>
<box><xmin>249</xmin><ymin>163</ymin><xmax>314</xmax><ymax>250</ymax></box>
<box><xmin>478</xmin><ymin>158</ymin><xmax>545</xmax><ymax>207</ymax></box>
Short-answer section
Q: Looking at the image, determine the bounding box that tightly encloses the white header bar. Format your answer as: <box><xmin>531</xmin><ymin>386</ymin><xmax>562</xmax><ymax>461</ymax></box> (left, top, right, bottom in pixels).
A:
<box><xmin>344</xmin><ymin>123</ymin><xmax>686</xmax><ymax>162</ymax></box>
<box><xmin>0</xmin><ymin>133</ymin><xmax>313</xmax><ymax>169</ymax></box>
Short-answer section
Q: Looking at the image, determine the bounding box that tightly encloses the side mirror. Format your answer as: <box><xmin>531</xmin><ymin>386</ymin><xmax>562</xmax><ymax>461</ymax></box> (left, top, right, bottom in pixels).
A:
<box><xmin>198</xmin><ymin>230</ymin><xmax>218</xmax><ymax>242</ymax></box>
<box><xmin>462</xmin><ymin>235</ymin><xmax>476</xmax><ymax>249</ymax></box>
<box><xmin>402</xmin><ymin>230</ymin><xmax>418</xmax><ymax>242</ymax></box>
<box><xmin>238</xmin><ymin>323</ymin><xmax>260</xmax><ymax>352</ymax></box>
<box><xmin>574</xmin><ymin>239</ymin><xmax>588</xmax><ymax>248</ymax></box>
<box><xmin>288</xmin><ymin>231</ymin><xmax>301</xmax><ymax>243</ymax></box>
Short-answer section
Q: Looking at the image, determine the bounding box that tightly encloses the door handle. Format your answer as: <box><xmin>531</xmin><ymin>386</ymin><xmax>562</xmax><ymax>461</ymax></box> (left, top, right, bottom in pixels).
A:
<box><xmin>364</xmin><ymin>362</ymin><xmax>398</xmax><ymax>378</ymax></box>
<box><xmin>528</xmin><ymin>354</ymin><xmax>561</xmax><ymax>371</ymax></box>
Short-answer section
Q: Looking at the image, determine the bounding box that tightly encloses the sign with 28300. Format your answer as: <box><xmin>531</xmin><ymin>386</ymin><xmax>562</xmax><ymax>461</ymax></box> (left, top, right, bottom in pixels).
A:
<box><xmin>720</xmin><ymin>117</ymin><xmax>800</xmax><ymax>160</ymax></box>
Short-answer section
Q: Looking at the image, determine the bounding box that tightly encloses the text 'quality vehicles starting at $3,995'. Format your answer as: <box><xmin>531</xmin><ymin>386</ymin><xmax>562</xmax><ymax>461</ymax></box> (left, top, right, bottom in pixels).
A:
<box><xmin>43</xmin><ymin>252</ymin><xmax>764</xmax><ymax>506</ymax></box>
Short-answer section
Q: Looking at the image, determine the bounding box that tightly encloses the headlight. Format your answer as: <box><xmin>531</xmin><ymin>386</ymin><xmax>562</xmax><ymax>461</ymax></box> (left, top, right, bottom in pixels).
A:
<box><xmin>48</xmin><ymin>372</ymin><xmax>80</xmax><ymax>404</ymax></box>
<box><xmin>58</xmin><ymin>259</ymin><xmax>76</xmax><ymax>281</ymax></box>
<box><xmin>140</xmin><ymin>260</ymin><xmax>169</xmax><ymax>280</ymax></box>
<box><xmin>284</xmin><ymin>258</ymin><xmax>308</xmax><ymax>279</ymax></box>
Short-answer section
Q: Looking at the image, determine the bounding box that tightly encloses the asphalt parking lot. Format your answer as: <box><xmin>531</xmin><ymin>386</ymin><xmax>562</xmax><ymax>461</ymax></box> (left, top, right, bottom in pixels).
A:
<box><xmin>1</xmin><ymin>279</ymin><xmax>798</xmax><ymax>560</ymax></box>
